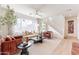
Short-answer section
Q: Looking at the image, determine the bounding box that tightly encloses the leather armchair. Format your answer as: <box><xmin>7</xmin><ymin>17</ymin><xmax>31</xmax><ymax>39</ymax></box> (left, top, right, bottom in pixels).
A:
<box><xmin>0</xmin><ymin>39</ymin><xmax>1</xmax><ymax>54</ymax></box>
<box><xmin>10</xmin><ymin>37</ymin><xmax>17</xmax><ymax>54</ymax></box>
<box><xmin>1</xmin><ymin>36</ymin><xmax>22</xmax><ymax>55</ymax></box>
<box><xmin>71</xmin><ymin>42</ymin><xmax>79</xmax><ymax>55</ymax></box>
<box><xmin>43</xmin><ymin>31</ymin><xmax>53</xmax><ymax>39</ymax></box>
<box><xmin>14</xmin><ymin>36</ymin><xmax>22</xmax><ymax>52</ymax></box>
<box><xmin>1</xmin><ymin>37</ymin><xmax>11</xmax><ymax>55</ymax></box>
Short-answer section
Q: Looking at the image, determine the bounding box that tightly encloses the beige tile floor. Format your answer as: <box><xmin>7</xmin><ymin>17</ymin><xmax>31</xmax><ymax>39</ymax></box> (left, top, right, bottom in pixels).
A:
<box><xmin>52</xmin><ymin>38</ymin><xmax>77</xmax><ymax>55</ymax></box>
<box><xmin>28</xmin><ymin>38</ymin><xmax>77</xmax><ymax>55</ymax></box>
<box><xmin>28</xmin><ymin>38</ymin><xmax>63</xmax><ymax>55</ymax></box>
<box><xmin>17</xmin><ymin>37</ymin><xmax>77</xmax><ymax>55</ymax></box>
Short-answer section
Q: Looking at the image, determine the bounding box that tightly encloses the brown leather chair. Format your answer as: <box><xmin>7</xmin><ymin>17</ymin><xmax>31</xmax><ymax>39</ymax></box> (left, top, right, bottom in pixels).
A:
<box><xmin>43</xmin><ymin>31</ymin><xmax>53</xmax><ymax>39</ymax></box>
<box><xmin>10</xmin><ymin>37</ymin><xmax>17</xmax><ymax>54</ymax></box>
<box><xmin>71</xmin><ymin>42</ymin><xmax>79</xmax><ymax>55</ymax></box>
<box><xmin>14</xmin><ymin>36</ymin><xmax>22</xmax><ymax>52</ymax></box>
<box><xmin>1</xmin><ymin>36</ymin><xmax>22</xmax><ymax>55</ymax></box>
<box><xmin>1</xmin><ymin>37</ymin><xmax>11</xmax><ymax>55</ymax></box>
<box><xmin>15</xmin><ymin>36</ymin><xmax>22</xmax><ymax>45</ymax></box>
<box><xmin>0</xmin><ymin>39</ymin><xmax>1</xmax><ymax>55</ymax></box>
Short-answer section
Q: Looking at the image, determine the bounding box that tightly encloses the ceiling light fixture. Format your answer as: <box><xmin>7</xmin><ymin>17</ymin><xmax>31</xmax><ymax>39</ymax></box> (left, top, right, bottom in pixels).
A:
<box><xmin>66</xmin><ymin>8</ymin><xmax>72</xmax><ymax>17</ymax></box>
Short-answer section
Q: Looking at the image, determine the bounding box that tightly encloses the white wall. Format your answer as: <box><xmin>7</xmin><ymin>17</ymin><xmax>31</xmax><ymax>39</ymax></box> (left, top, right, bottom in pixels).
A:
<box><xmin>77</xmin><ymin>15</ymin><xmax>79</xmax><ymax>39</ymax></box>
<box><xmin>52</xmin><ymin>15</ymin><xmax>65</xmax><ymax>35</ymax></box>
<box><xmin>48</xmin><ymin>15</ymin><xmax>65</xmax><ymax>38</ymax></box>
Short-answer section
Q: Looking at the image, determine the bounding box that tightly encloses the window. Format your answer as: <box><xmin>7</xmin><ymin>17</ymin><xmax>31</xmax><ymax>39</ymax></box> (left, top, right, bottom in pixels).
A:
<box><xmin>12</xmin><ymin>18</ymin><xmax>38</xmax><ymax>35</ymax></box>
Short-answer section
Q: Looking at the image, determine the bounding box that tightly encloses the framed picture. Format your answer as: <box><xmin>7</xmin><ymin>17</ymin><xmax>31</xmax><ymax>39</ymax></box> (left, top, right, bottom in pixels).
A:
<box><xmin>68</xmin><ymin>20</ymin><xmax>74</xmax><ymax>33</ymax></box>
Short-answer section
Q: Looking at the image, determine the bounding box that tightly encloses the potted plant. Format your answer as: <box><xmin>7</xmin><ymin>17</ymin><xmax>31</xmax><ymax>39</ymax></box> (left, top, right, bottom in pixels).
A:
<box><xmin>0</xmin><ymin>5</ymin><xmax>17</xmax><ymax>35</ymax></box>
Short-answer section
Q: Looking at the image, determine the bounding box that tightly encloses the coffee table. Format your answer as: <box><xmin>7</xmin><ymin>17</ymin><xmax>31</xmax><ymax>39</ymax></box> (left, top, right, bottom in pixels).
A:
<box><xmin>18</xmin><ymin>39</ymin><xmax>34</xmax><ymax>55</ymax></box>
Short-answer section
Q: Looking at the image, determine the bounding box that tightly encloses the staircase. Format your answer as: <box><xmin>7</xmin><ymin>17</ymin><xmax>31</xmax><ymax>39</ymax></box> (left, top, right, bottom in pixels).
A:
<box><xmin>44</xmin><ymin>17</ymin><xmax>64</xmax><ymax>39</ymax></box>
<box><xmin>48</xmin><ymin>25</ymin><xmax>62</xmax><ymax>39</ymax></box>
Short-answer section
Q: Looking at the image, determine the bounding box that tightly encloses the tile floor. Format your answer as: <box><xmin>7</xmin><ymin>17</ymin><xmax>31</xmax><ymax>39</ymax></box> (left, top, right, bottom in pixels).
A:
<box><xmin>28</xmin><ymin>38</ymin><xmax>77</xmax><ymax>55</ymax></box>
<box><xmin>17</xmin><ymin>37</ymin><xmax>77</xmax><ymax>55</ymax></box>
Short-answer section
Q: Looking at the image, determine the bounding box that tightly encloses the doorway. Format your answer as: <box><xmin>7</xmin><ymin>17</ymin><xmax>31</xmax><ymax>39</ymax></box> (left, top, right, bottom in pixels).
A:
<box><xmin>64</xmin><ymin>16</ymin><xmax>77</xmax><ymax>39</ymax></box>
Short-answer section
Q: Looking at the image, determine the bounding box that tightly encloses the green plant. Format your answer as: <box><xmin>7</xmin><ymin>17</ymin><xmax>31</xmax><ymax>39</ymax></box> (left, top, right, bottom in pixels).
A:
<box><xmin>0</xmin><ymin>5</ymin><xmax>16</xmax><ymax>25</ymax></box>
<box><xmin>0</xmin><ymin>5</ymin><xmax>17</xmax><ymax>35</ymax></box>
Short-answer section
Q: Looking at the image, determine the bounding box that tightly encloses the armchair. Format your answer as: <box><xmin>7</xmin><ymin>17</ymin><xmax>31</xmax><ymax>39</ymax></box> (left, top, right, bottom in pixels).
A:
<box><xmin>43</xmin><ymin>31</ymin><xmax>53</xmax><ymax>39</ymax></box>
<box><xmin>71</xmin><ymin>42</ymin><xmax>79</xmax><ymax>55</ymax></box>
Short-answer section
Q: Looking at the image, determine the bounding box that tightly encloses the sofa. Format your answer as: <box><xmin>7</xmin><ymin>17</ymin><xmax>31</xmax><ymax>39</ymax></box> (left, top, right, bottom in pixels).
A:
<box><xmin>1</xmin><ymin>36</ymin><xmax>22</xmax><ymax>55</ymax></box>
<box><xmin>71</xmin><ymin>42</ymin><xmax>79</xmax><ymax>55</ymax></box>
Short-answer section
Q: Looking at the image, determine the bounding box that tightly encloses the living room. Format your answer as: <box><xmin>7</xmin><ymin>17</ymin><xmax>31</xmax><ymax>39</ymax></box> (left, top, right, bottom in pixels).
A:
<box><xmin>1</xmin><ymin>4</ymin><xmax>79</xmax><ymax>55</ymax></box>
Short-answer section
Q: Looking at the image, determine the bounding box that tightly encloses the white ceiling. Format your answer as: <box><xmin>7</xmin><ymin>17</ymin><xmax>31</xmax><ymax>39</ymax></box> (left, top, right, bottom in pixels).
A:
<box><xmin>1</xmin><ymin>4</ymin><xmax>79</xmax><ymax>17</ymax></box>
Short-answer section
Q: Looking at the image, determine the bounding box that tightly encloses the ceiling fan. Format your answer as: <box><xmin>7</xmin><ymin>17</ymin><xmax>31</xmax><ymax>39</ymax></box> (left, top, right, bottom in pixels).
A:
<box><xmin>34</xmin><ymin>8</ymin><xmax>43</xmax><ymax>17</ymax></box>
<box><xmin>29</xmin><ymin>8</ymin><xmax>44</xmax><ymax>18</ymax></box>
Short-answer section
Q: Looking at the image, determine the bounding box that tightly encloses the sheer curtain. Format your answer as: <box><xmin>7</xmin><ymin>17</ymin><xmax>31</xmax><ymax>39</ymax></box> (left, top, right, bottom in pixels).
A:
<box><xmin>12</xmin><ymin>18</ymin><xmax>38</xmax><ymax>35</ymax></box>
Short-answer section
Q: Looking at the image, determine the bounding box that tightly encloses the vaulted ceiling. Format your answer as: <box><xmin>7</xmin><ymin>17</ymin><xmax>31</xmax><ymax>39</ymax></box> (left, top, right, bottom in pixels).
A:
<box><xmin>1</xmin><ymin>4</ymin><xmax>79</xmax><ymax>18</ymax></box>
